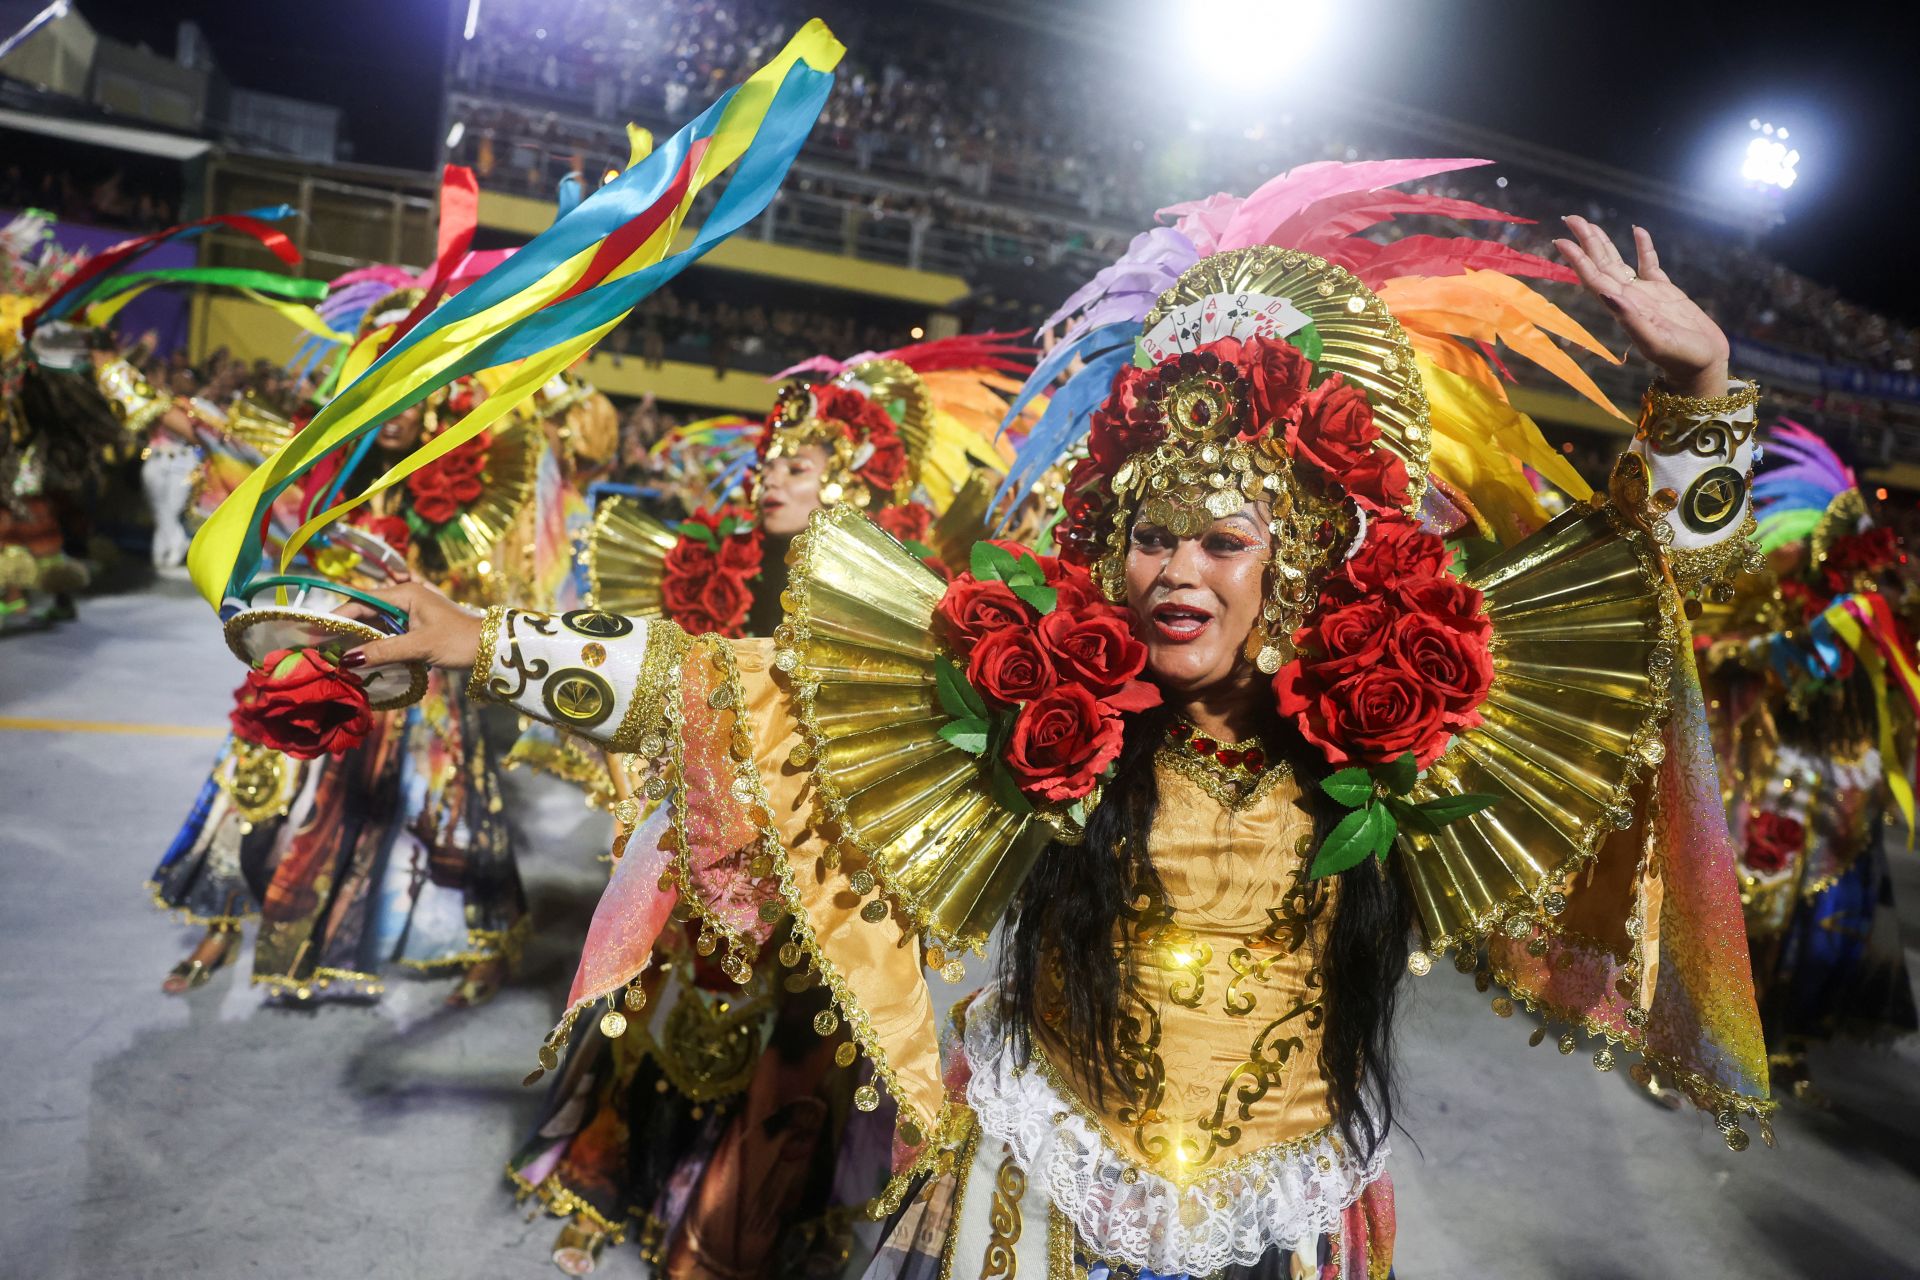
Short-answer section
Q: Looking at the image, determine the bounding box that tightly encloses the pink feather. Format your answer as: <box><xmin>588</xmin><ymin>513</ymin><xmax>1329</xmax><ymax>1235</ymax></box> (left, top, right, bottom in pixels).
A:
<box><xmin>1213</xmin><ymin>158</ymin><xmax>1492</xmax><ymax>250</ymax></box>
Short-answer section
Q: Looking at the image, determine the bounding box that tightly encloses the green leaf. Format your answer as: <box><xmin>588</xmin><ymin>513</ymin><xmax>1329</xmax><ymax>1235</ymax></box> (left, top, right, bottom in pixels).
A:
<box><xmin>1320</xmin><ymin>767</ymin><xmax>1374</xmax><ymax>809</ymax></box>
<box><xmin>1309</xmin><ymin>804</ymin><xmax>1379</xmax><ymax>880</ymax></box>
<box><xmin>1366</xmin><ymin>802</ymin><xmax>1399</xmax><ymax>864</ymax></box>
<box><xmin>934</xmin><ymin>656</ymin><xmax>989</xmax><ymax>721</ymax></box>
<box><xmin>1068</xmin><ymin>798</ymin><xmax>1089</xmax><ymax>826</ymax></box>
<box><xmin>1005</xmin><ymin>552</ymin><xmax>1045</xmax><ymax>587</ymax></box>
<box><xmin>969</xmin><ymin>541</ymin><xmax>1019</xmax><ymax>583</ymax></box>
<box><xmin>1375</xmin><ymin>753</ymin><xmax>1418</xmax><ymax>796</ymax></box>
<box><xmin>1010</xmin><ymin>581</ymin><xmax>1058</xmax><ymax>614</ymax></box>
<box><xmin>271</xmin><ymin>651</ymin><xmax>308</xmax><ymax>680</ymax></box>
<box><xmin>1290</xmin><ymin>322</ymin><xmax>1325</xmax><ymax>364</ymax></box>
<box><xmin>987</xmin><ymin>763</ymin><xmax>1035</xmax><ymax>817</ymax></box>
<box><xmin>676</xmin><ymin>521</ymin><xmax>717</xmax><ymax>550</ymax></box>
<box><xmin>1384</xmin><ymin>796</ymin><xmax>1443</xmax><ymax>837</ymax></box>
<box><xmin>903</xmin><ymin>539</ymin><xmax>936</xmax><ymax>559</ymax></box>
<box><xmin>1416</xmin><ymin>792</ymin><xmax>1502</xmax><ymax>826</ymax></box>
<box><xmin>937</xmin><ymin>718</ymin><xmax>990</xmax><ymax>755</ymax></box>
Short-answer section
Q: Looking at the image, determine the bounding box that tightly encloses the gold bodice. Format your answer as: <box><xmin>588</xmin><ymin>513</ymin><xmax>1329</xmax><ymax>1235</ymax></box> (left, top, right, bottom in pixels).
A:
<box><xmin>1036</xmin><ymin>761</ymin><xmax>1332</xmax><ymax>1184</ymax></box>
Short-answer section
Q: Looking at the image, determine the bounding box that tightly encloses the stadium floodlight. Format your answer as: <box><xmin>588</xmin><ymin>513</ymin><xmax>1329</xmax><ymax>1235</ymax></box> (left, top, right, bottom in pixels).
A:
<box><xmin>1183</xmin><ymin>0</ymin><xmax>1328</xmax><ymax>88</ymax></box>
<box><xmin>463</xmin><ymin>0</ymin><xmax>481</xmax><ymax>41</ymax></box>
<box><xmin>1741</xmin><ymin>119</ymin><xmax>1800</xmax><ymax>190</ymax></box>
<box><xmin>446</xmin><ymin>121</ymin><xmax>466</xmax><ymax>150</ymax></box>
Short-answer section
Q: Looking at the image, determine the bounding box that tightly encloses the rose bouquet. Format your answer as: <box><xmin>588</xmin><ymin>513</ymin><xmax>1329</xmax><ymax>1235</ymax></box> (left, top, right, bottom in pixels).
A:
<box><xmin>932</xmin><ymin>541</ymin><xmax>1159</xmax><ymax>821</ymax></box>
<box><xmin>230</xmin><ymin>646</ymin><xmax>373</xmax><ymax>760</ymax></box>
<box><xmin>661</xmin><ymin>506</ymin><xmax>763</xmax><ymax>637</ymax></box>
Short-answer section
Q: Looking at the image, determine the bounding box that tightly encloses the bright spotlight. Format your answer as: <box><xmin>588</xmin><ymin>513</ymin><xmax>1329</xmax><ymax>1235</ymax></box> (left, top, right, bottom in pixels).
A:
<box><xmin>1740</xmin><ymin>119</ymin><xmax>1801</xmax><ymax>191</ymax></box>
<box><xmin>463</xmin><ymin>0</ymin><xmax>481</xmax><ymax>40</ymax></box>
<box><xmin>1182</xmin><ymin>0</ymin><xmax>1328</xmax><ymax>88</ymax></box>
<box><xmin>446</xmin><ymin>120</ymin><xmax>466</xmax><ymax>149</ymax></box>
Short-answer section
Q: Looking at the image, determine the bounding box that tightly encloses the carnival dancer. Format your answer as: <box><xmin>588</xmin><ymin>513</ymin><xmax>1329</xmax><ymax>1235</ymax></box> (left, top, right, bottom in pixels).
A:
<box><xmin>153</xmin><ymin>375</ymin><xmax>535</xmax><ymax>1005</ymax></box>
<box><xmin>339</xmin><ymin>160</ymin><xmax>1773</xmax><ymax>1276</ymax></box>
<box><xmin>1695</xmin><ymin>422</ymin><xmax>1918</xmax><ymax>1101</ymax></box>
<box><xmin>510</xmin><ymin>335</ymin><xmax>1031</xmax><ymax>1275</ymax></box>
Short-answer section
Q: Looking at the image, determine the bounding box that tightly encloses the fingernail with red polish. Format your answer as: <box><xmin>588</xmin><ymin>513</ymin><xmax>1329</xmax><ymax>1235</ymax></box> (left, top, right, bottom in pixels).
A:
<box><xmin>340</xmin><ymin>650</ymin><xmax>368</xmax><ymax>669</ymax></box>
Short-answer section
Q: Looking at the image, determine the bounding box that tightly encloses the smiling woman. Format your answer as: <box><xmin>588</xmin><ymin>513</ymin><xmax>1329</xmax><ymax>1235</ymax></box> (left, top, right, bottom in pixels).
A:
<box><xmin>341</xmin><ymin>158</ymin><xmax>1774</xmax><ymax>1277</ymax></box>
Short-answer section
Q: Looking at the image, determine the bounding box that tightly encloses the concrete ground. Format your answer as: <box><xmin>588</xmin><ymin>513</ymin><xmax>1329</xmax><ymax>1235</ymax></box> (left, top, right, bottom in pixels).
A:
<box><xmin>3</xmin><ymin>579</ymin><xmax>1919</xmax><ymax>1279</ymax></box>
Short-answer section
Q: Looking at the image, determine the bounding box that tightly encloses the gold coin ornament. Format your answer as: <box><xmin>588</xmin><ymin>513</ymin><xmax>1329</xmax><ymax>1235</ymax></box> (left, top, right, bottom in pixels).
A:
<box><xmin>853</xmin><ymin>1084</ymin><xmax>880</xmax><ymax>1112</ymax></box>
<box><xmin>834</xmin><ymin>1041</ymin><xmax>859</xmax><ymax>1068</ymax></box>
<box><xmin>599</xmin><ymin>1010</ymin><xmax>629</xmax><ymax>1039</ymax></box>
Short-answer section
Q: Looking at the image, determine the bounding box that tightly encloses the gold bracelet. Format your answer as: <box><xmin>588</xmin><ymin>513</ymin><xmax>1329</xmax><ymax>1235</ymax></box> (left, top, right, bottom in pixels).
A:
<box><xmin>466</xmin><ymin>605</ymin><xmax>509</xmax><ymax>703</ymax></box>
<box><xmin>1638</xmin><ymin>379</ymin><xmax>1760</xmax><ymax>458</ymax></box>
<box><xmin>1643</xmin><ymin>378</ymin><xmax>1759</xmax><ymax>419</ymax></box>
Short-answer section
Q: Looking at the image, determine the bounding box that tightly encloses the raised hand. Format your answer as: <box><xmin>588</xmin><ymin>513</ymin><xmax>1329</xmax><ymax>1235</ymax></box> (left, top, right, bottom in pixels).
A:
<box><xmin>1554</xmin><ymin>216</ymin><xmax>1730</xmax><ymax>398</ymax></box>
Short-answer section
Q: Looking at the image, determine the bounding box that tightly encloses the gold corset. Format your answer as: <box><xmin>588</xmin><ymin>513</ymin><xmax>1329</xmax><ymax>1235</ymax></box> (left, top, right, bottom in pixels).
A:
<box><xmin>1036</xmin><ymin>761</ymin><xmax>1332</xmax><ymax>1184</ymax></box>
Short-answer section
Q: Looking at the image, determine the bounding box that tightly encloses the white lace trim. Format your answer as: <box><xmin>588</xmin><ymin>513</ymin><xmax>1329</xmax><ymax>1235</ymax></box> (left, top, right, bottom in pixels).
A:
<box><xmin>962</xmin><ymin>991</ymin><xmax>1387</xmax><ymax>1275</ymax></box>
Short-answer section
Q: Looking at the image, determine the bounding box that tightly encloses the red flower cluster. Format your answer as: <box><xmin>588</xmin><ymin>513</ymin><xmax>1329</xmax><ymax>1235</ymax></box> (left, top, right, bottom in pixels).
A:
<box><xmin>1822</xmin><ymin>527</ymin><xmax>1899</xmax><ymax>593</ymax></box>
<box><xmin>764</xmin><ymin>385</ymin><xmax>909</xmax><ymax>499</ymax></box>
<box><xmin>405</xmin><ymin>431</ymin><xmax>492</xmax><ymax>526</ymax></box>
<box><xmin>661</xmin><ymin>506</ymin><xmax>764</xmax><ymax>637</ymax></box>
<box><xmin>1274</xmin><ymin>514</ymin><xmax>1493</xmax><ymax>768</ymax></box>
<box><xmin>230</xmin><ymin>648</ymin><xmax>373</xmax><ymax>760</ymax></box>
<box><xmin>936</xmin><ymin>545</ymin><xmax>1158</xmax><ymax>802</ymax></box>
<box><xmin>1744</xmin><ymin>809</ymin><xmax>1805</xmax><ymax>875</ymax></box>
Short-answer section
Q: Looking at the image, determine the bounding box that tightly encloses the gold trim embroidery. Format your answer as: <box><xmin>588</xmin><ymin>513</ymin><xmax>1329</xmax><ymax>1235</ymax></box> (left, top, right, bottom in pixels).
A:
<box><xmin>982</xmin><ymin>1153</ymin><xmax>1027</xmax><ymax>1280</ymax></box>
<box><xmin>467</xmin><ymin>605</ymin><xmax>507</xmax><ymax>703</ymax></box>
<box><xmin>934</xmin><ymin>1118</ymin><xmax>984</xmax><ymax>1280</ymax></box>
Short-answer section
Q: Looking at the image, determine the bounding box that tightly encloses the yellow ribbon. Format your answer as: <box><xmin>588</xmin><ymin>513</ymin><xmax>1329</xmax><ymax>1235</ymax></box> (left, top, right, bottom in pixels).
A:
<box><xmin>1821</xmin><ymin>601</ymin><xmax>1917</xmax><ymax>842</ymax></box>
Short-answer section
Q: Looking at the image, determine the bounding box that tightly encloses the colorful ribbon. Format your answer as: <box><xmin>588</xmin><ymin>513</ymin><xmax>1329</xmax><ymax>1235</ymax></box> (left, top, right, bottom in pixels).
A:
<box><xmin>1816</xmin><ymin>591</ymin><xmax>1920</xmax><ymax>842</ymax></box>
<box><xmin>186</xmin><ymin>20</ymin><xmax>843</xmax><ymax>609</ymax></box>
<box><xmin>25</xmin><ymin>206</ymin><xmax>301</xmax><ymax>336</ymax></box>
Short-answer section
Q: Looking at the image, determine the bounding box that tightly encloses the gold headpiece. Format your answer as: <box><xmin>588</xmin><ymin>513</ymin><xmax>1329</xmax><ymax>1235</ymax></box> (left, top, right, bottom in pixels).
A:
<box><xmin>1074</xmin><ymin>246</ymin><xmax>1432</xmax><ymax>672</ymax></box>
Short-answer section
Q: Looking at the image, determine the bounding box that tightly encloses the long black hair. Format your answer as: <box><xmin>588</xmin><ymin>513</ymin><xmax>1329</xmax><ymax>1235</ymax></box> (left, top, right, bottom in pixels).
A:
<box><xmin>998</xmin><ymin>704</ymin><xmax>1413</xmax><ymax>1161</ymax></box>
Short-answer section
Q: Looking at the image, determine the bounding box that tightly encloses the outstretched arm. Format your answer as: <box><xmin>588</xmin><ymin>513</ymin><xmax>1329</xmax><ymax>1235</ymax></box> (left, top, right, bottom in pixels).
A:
<box><xmin>1555</xmin><ymin>217</ymin><xmax>1759</xmax><ymax>597</ymax></box>
<box><xmin>348</xmin><ymin>581</ymin><xmax>660</xmax><ymax>750</ymax></box>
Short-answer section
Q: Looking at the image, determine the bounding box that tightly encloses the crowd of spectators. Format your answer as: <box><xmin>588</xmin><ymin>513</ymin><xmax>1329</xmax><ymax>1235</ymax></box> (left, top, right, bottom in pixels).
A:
<box><xmin>0</xmin><ymin>166</ymin><xmax>180</xmax><ymax>232</ymax></box>
<box><xmin>449</xmin><ymin>0</ymin><xmax>1919</xmax><ymax>385</ymax></box>
<box><xmin>596</xmin><ymin>286</ymin><xmax>909</xmax><ymax>376</ymax></box>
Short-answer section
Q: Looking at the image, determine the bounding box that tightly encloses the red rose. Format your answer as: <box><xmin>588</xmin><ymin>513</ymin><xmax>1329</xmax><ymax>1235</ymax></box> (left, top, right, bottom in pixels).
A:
<box><xmin>937</xmin><ymin>576</ymin><xmax>1034</xmax><ymax>655</ymax></box>
<box><xmin>1330</xmin><ymin>516</ymin><xmax>1450</xmax><ymax>598</ymax></box>
<box><xmin>1198</xmin><ymin>335</ymin><xmax>1313</xmax><ymax>427</ymax></box>
<box><xmin>1087</xmin><ymin>366</ymin><xmax>1166</xmax><ymax>473</ymax></box>
<box><xmin>699</xmin><ymin>571</ymin><xmax>754</xmax><ymax>634</ymax></box>
<box><xmin>967</xmin><ymin>627</ymin><xmax>1057</xmax><ymax>705</ymax></box>
<box><xmin>1388</xmin><ymin>612</ymin><xmax>1494</xmax><ymax>725</ymax></box>
<box><xmin>1284</xmin><ymin>376</ymin><xmax>1381</xmax><ymax>482</ymax></box>
<box><xmin>407</xmin><ymin>471</ymin><xmax>461</xmax><ymax>525</ymax></box>
<box><xmin>860</xmin><ymin>428</ymin><xmax>909</xmax><ymax>493</ymax></box>
<box><xmin>230</xmin><ymin>648</ymin><xmax>373</xmax><ymax>760</ymax></box>
<box><xmin>1292</xmin><ymin>597</ymin><xmax>1395</xmax><ymax>680</ymax></box>
<box><xmin>349</xmin><ymin>513</ymin><xmax>412</xmax><ymax>557</ymax></box>
<box><xmin>1339</xmin><ymin>447</ymin><xmax>1413</xmax><ymax>515</ymax></box>
<box><xmin>716</xmin><ymin>530</ymin><xmax>762</xmax><ymax>574</ymax></box>
<box><xmin>1392</xmin><ymin>575</ymin><xmax>1490</xmax><ymax>637</ymax></box>
<box><xmin>1004</xmin><ymin>684</ymin><xmax>1125</xmax><ymax>802</ymax></box>
<box><xmin>1036</xmin><ymin>607</ymin><xmax>1159</xmax><ymax>710</ymax></box>
<box><xmin>1275</xmin><ymin>661</ymin><xmax>1452</xmax><ymax>768</ymax></box>
<box><xmin>874</xmin><ymin>502</ymin><xmax>934</xmax><ymax>545</ymax></box>
<box><xmin>1744</xmin><ymin>809</ymin><xmax>1805</xmax><ymax>875</ymax></box>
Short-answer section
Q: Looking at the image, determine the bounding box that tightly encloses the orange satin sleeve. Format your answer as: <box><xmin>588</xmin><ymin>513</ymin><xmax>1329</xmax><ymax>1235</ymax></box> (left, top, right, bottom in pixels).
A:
<box><xmin>731</xmin><ymin>640</ymin><xmax>951</xmax><ymax>1142</ymax></box>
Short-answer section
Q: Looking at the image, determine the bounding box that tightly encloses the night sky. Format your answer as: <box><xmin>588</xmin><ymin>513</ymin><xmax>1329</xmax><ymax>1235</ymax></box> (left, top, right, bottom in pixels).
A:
<box><xmin>76</xmin><ymin>0</ymin><xmax>1920</xmax><ymax>324</ymax></box>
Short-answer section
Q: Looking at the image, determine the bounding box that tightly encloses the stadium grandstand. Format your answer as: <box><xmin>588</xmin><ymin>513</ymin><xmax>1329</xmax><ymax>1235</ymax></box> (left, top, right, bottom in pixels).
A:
<box><xmin>5</xmin><ymin>0</ymin><xmax>1919</xmax><ymax>487</ymax></box>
